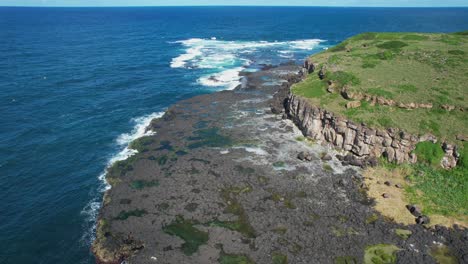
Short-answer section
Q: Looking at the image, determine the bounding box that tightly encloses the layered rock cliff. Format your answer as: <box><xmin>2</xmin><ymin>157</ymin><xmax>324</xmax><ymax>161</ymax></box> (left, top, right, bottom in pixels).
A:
<box><xmin>282</xmin><ymin>60</ymin><xmax>460</xmax><ymax>169</ymax></box>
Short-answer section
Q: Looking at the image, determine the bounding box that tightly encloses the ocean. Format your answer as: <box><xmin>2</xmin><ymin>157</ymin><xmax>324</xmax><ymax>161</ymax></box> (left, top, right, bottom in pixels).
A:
<box><xmin>0</xmin><ymin>6</ymin><xmax>467</xmax><ymax>263</ymax></box>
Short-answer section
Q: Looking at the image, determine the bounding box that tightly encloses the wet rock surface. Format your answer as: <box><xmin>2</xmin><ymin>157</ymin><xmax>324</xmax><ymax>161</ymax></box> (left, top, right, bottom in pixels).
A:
<box><xmin>93</xmin><ymin>65</ymin><xmax>467</xmax><ymax>264</ymax></box>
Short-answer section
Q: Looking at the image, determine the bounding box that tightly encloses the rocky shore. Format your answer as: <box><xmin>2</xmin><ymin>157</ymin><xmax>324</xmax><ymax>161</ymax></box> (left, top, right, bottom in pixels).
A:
<box><xmin>92</xmin><ymin>64</ymin><xmax>467</xmax><ymax>264</ymax></box>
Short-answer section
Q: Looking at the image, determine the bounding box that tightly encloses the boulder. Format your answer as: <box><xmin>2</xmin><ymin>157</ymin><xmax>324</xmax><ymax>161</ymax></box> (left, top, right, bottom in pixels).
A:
<box><xmin>345</xmin><ymin>101</ymin><xmax>361</xmax><ymax>109</ymax></box>
<box><xmin>304</xmin><ymin>58</ymin><xmax>315</xmax><ymax>74</ymax></box>
<box><xmin>321</xmin><ymin>154</ymin><xmax>333</xmax><ymax>161</ymax></box>
<box><xmin>318</xmin><ymin>68</ymin><xmax>326</xmax><ymax>80</ymax></box>
<box><xmin>415</xmin><ymin>215</ymin><xmax>430</xmax><ymax>225</ymax></box>
<box><xmin>406</xmin><ymin>205</ymin><xmax>422</xmax><ymax>217</ymax></box>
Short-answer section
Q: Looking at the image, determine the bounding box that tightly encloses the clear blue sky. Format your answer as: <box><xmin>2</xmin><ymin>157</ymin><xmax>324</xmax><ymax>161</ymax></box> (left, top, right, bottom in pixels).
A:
<box><xmin>2</xmin><ymin>0</ymin><xmax>468</xmax><ymax>7</ymax></box>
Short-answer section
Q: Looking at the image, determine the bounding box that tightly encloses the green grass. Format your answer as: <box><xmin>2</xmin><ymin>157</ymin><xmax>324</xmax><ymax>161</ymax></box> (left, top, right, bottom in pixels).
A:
<box><xmin>377</xmin><ymin>40</ymin><xmax>408</xmax><ymax>50</ymax></box>
<box><xmin>292</xmin><ymin>32</ymin><xmax>468</xmax><ymax>143</ymax></box>
<box><xmin>163</xmin><ymin>216</ymin><xmax>209</xmax><ymax>256</ymax></box>
<box><xmin>414</xmin><ymin>142</ymin><xmax>445</xmax><ymax>167</ymax></box>
<box><xmin>405</xmin><ymin>164</ymin><xmax>468</xmax><ymax>217</ymax></box>
<box><xmin>326</xmin><ymin>71</ymin><xmax>361</xmax><ymax>87</ymax></box>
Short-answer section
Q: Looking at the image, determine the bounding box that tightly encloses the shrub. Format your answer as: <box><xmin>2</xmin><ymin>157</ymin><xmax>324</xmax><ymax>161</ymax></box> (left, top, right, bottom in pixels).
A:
<box><xmin>377</xmin><ymin>40</ymin><xmax>408</xmax><ymax>50</ymax></box>
<box><xmin>414</xmin><ymin>142</ymin><xmax>444</xmax><ymax>167</ymax></box>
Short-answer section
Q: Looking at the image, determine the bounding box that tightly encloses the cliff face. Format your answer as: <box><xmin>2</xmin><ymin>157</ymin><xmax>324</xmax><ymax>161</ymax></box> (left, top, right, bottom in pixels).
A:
<box><xmin>285</xmin><ymin>70</ymin><xmax>459</xmax><ymax>168</ymax></box>
<box><xmin>286</xmin><ymin>94</ymin><xmax>418</xmax><ymax>164</ymax></box>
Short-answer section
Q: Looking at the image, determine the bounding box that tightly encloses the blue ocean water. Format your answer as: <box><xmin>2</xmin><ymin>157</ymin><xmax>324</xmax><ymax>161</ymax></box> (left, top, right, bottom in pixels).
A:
<box><xmin>0</xmin><ymin>6</ymin><xmax>467</xmax><ymax>263</ymax></box>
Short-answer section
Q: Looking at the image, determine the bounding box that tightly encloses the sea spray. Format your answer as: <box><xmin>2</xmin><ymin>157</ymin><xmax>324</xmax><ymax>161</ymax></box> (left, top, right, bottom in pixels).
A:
<box><xmin>80</xmin><ymin>112</ymin><xmax>164</xmax><ymax>246</ymax></box>
<box><xmin>170</xmin><ymin>38</ymin><xmax>325</xmax><ymax>90</ymax></box>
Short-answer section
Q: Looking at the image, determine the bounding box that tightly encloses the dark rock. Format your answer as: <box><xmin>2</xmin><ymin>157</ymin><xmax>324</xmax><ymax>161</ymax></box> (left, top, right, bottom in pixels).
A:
<box><xmin>416</xmin><ymin>215</ymin><xmax>430</xmax><ymax>225</ymax></box>
<box><xmin>382</xmin><ymin>193</ymin><xmax>390</xmax><ymax>198</ymax></box>
<box><xmin>406</xmin><ymin>205</ymin><xmax>422</xmax><ymax>217</ymax></box>
<box><xmin>336</xmin><ymin>155</ymin><xmax>344</xmax><ymax>161</ymax></box>
<box><xmin>366</xmin><ymin>157</ymin><xmax>378</xmax><ymax>167</ymax></box>
<box><xmin>395</xmin><ymin>184</ymin><xmax>402</xmax><ymax>189</ymax></box>
<box><xmin>297</xmin><ymin>152</ymin><xmax>306</xmax><ymax>161</ymax></box>
<box><xmin>384</xmin><ymin>181</ymin><xmax>392</xmax><ymax>186</ymax></box>
<box><xmin>318</xmin><ymin>68</ymin><xmax>325</xmax><ymax>80</ymax></box>
<box><xmin>282</xmin><ymin>113</ymin><xmax>288</xmax><ymax>120</ymax></box>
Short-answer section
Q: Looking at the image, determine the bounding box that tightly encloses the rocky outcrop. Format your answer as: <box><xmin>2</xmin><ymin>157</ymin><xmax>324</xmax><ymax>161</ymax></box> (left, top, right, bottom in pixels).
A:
<box><xmin>286</xmin><ymin>94</ymin><xmax>419</xmax><ymax>164</ymax></box>
<box><xmin>286</xmin><ymin>93</ymin><xmax>460</xmax><ymax>168</ymax></box>
<box><xmin>341</xmin><ymin>87</ymin><xmax>434</xmax><ymax>110</ymax></box>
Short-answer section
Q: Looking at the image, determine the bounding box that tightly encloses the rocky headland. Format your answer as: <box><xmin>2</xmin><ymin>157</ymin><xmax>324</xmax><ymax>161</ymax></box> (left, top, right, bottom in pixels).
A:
<box><xmin>92</xmin><ymin>60</ymin><xmax>467</xmax><ymax>264</ymax></box>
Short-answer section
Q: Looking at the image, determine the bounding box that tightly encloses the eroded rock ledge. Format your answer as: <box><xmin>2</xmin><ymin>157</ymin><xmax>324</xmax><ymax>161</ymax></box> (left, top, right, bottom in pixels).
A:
<box><xmin>284</xmin><ymin>60</ymin><xmax>460</xmax><ymax>169</ymax></box>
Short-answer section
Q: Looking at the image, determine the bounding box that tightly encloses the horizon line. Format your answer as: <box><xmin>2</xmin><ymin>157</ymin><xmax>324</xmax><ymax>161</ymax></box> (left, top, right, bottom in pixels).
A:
<box><xmin>1</xmin><ymin>5</ymin><xmax>468</xmax><ymax>8</ymax></box>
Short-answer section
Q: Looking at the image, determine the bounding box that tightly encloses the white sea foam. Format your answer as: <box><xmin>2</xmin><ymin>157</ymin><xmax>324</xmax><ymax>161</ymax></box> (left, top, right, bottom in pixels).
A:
<box><xmin>198</xmin><ymin>67</ymin><xmax>245</xmax><ymax>90</ymax></box>
<box><xmin>80</xmin><ymin>112</ymin><xmax>164</xmax><ymax>246</ymax></box>
<box><xmin>171</xmin><ymin>38</ymin><xmax>325</xmax><ymax>90</ymax></box>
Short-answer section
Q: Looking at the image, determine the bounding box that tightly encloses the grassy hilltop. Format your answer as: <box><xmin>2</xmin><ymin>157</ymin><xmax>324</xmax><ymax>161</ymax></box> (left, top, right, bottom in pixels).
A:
<box><xmin>292</xmin><ymin>32</ymin><xmax>468</xmax><ymax>227</ymax></box>
<box><xmin>293</xmin><ymin>31</ymin><xmax>467</xmax><ymax>142</ymax></box>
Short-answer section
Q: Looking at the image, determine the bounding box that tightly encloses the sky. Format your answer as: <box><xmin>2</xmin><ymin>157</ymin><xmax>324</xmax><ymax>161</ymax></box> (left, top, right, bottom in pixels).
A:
<box><xmin>1</xmin><ymin>0</ymin><xmax>468</xmax><ymax>7</ymax></box>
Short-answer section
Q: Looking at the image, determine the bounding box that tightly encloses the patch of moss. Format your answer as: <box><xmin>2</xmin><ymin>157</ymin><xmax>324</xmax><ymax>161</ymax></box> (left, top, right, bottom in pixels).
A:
<box><xmin>163</xmin><ymin>215</ymin><xmax>209</xmax><ymax>256</ymax></box>
<box><xmin>130</xmin><ymin>180</ymin><xmax>159</xmax><ymax>190</ymax></box>
<box><xmin>323</xmin><ymin>164</ymin><xmax>334</xmax><ymax>172</ymax></box>
<box><xmin>187</xmin><ymin>127</ymin><xmax>233</xmax><ymax>149</ymax></box>
<box><xmin>129</xmin><ymin>136</ymin><xmax>154</xmax><ymax>152</ymax></box>
<box><xmin>156</xmin><ymin>140</ymin><xmax>173</xmax><ymax>151</ymax></box>
<box><xmin>366</xmin><ymin>214</ymin><xmax>379</xmax><ymax>224</ymax></box>
<box><xmin>395</xmin><ymin>229</ymin><xmax>412</xmax><ymax>240</ymax></box>
<box><xmin>429</xmin><ymin>245</ymin><xmax>458</xmax><ymax>264</ymax></box>
<box><xmin>108</xmin><ymin>156</ymin><xmax>137</xmax><ymax>177</ymax></box>
<box><xmin>272</xmin><ymin>226</ymin><xmax>288</xmax><ymax>235</ymax></box>
<box><xmin>289</xmin><ymin>243</ymin><xmax>303</xmax><ymax>255</ymax></box>
<box><xmin>272</xmin><ymin>252</ymin><xmax>288</xmax><ymax>264</ymax></box>
<box><xmin>364</xmin><ymin>244</ymin><xmax>399</xmax><ymax>264</ymax></box>
<box><xmin>273</xmin><ymin>161</ymin><xmax>286</xmax><ymax>168</ymax></box>
<box><xmin>335</xmin><ymin>256</ymin><xmax>359</xmax><ymax>264</ymax></box>
<box><xmin>331</xmin><ymin>226</ymin><xmax>359</xmax><ymax>237</ymax></box>
<box><xmin>219</xmin><ymin>188</ymin><xmax>256</xmax><ymax>238</ymax></box>
<box><xmin>114</xmin><ymin>209</ymin><xmax>147</xmax><ymax>221</ymax></box>
<box><xmin>219</xmin><ymin>251</ymin><xmax>255</xmax><ymax>264</ymax></box>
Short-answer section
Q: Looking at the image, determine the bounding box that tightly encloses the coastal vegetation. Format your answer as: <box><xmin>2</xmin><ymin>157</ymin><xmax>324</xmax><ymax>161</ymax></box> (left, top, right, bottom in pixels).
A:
<box><xmin>293</xmin><ymin>32</ymin><xmax>468</xmax><ymax>227</ymax></box>
<box><xmin>293</xmin><ymin>32</ymin><xmax>467</xmax><ymax>142</ymax></box>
